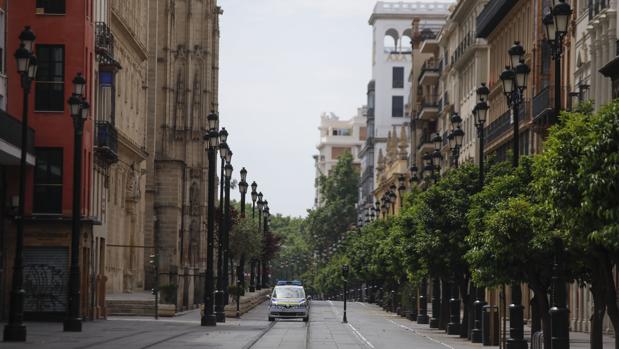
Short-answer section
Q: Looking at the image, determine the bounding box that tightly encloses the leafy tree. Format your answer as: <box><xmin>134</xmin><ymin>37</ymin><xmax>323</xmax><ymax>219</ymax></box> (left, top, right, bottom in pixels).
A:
<box><xmin>534</xmin><ymin>103</ymin><xmax>619</xmax><ymax>349</ymax></box>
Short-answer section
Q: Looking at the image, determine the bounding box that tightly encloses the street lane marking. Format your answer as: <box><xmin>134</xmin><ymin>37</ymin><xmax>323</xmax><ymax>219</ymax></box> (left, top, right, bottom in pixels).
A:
<box><xmin>386</xmin><ymin>319</ymin><xmax>455</xmax><ymax>349</ymax></box>
<box><xmin>347</xmin><ymin>323</ymin><xmax>376</xmax><ymax>349</ymax></box>
<box><xmin>244</xmin><ymin>320</ymin><xmax>277</xmax><ymax>349</ymax></box>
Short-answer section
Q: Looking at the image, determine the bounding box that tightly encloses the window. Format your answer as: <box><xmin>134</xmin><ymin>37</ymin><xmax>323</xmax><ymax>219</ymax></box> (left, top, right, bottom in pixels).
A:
<box><xmin>392</xmin><ymin>96</ymin><xmax>404</xmax><ymax>117</ymax></box>
<box><xmin>36</xmin><ymin>0</ymin><xmax>66</xmax><ymax>14</ymax></box>
<box><xmin>392</xmin><ymin>67</ymin><xmax>404</xmax><ymax>88</ymax></box>
<box><xmin>35</xmin><ymin>45</ymin><xmax>65</xmax><ymax>111</ymax></box>
<box><xmin>34</xmin><ymin>148</ymin><xmax>63</xmax><ymax>214</ymax></box>
<box><xmin>332</xmin><ymin>128</ymin><xmax>351</xmax><ymax>136</ymax></box>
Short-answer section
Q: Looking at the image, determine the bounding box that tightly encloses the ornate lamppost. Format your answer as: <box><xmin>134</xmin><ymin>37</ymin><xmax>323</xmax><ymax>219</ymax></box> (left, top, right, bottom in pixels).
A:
<box><xmin>448</xmin><ymin>113</ymin><xmax>464</xmax><ymax>168</ymax></box>
<box><xmin>500</xmin><ymin>41</ymin><xmax>531</xmax><ymax>349</ymax></box>
<box><xmin>342</xmin><ymin>265</ymin><xmax>349</xmax><ymax>323</ymax></box>
<box><xmin>64</xmin><ymin>73</ymin><xmax>89</xmax><ymax>332</ymax></box>
<box><xmin>543</xmin><ymin>5</ymin><xmax>572</xmax><ymax>347</ymax></box>
<box><xmin>201</xmin><ymin>113</ymin><xmax>219</xmax><ymax>326</ymax></box>
<box><xmin>261</xmin><ymin>201</ymin><xmax>270</xmax><ymax>288</ymax></box>
<box><xmin>249</xmin><ymin>182</ymin><xmax>258</xmax><ymax>292</ymax></box>
<box><xmin>471</xmin><ymin>82</ymin><xmax>489</xmax><ymax>343</ymax></box>
<box><xmin>4</xmin><ymin>26</ymin><xmax>37</xmax><ymax>342</ymax></box>
<box><xmin>236</xmin><ymin>168</ymin><xmax>248</xmax><ymax>318</ymax></box>
<box><xmin>256</xmin><ymin>193</ymin><xmax>264</xmax><ymax>290</ymax></box>
<box><xmin>397</xmin><ymin>175</ymin><xmax>406</xmax><ymax>209</ymax></box>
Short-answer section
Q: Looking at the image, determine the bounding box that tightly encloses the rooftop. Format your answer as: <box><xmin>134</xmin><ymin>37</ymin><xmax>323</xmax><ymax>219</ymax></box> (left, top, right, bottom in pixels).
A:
<box><xmin>370</xmin><ymin>1</ymin><xmax>454</xmax><ymax>23</ymax></box>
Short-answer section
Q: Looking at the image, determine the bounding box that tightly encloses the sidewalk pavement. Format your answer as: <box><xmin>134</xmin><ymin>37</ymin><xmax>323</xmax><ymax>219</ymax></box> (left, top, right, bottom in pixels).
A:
<box><xmin>0</xmin><ymin>307</ymin><xmax>270</xmax><ymax>349</ymax></box>
<box><xmin>381</xmin><ymin>303</ymin><xmax>615</xmax><ymax>349</ymax></box>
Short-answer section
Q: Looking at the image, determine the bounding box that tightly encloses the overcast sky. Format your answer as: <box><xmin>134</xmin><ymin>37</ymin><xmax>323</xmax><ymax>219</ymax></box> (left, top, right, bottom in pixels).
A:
<box><xmin>219</xmin><ymin>0</ymin><xmax>377</xmax><ymax>217</ymax></box>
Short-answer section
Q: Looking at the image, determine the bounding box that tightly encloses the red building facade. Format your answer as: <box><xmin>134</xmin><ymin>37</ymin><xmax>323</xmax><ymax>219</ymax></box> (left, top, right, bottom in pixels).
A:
<box><xmin>2</xmin><ymin>0</ymin><xmax>95</xmax><ymax>320</ymax></box>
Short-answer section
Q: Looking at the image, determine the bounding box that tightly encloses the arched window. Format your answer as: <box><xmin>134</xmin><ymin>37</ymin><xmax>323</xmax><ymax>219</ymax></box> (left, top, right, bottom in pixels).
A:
<box><xmin>401</xmin><ymin>29</ymin><xmax>413</xmax><ymax>53</ymax></box>
<box><xmin>384</xmin><ymin>29</ymin><xmax>399</xmax><ymax>53</ymax></box>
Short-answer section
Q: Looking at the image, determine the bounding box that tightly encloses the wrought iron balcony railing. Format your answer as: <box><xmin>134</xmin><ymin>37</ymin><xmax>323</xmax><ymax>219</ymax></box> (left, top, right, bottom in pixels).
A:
<box><xmin>94</xmin><ymin>121</ymin><xmax>118</xmax><ymax>163</ymax></box>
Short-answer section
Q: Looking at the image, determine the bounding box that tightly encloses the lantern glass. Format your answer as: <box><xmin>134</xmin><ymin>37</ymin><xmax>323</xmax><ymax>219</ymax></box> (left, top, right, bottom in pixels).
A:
<box><xmin>476</xmin><ymin>101</ymin><xmax>488</xmax><ymax>124</ymax></box>
<box><xmin>219</xmin><ymin>143</ymin><xmax>229</xmax><ymax>159</ymax></box>
<box><xmin>28</xmin><ymin>55</ymin><xmax>38</xmax><ymax>80</ymax></box>
<box><xmin>515</xmin><ymin>61</ymin><xmax>530</xmax><ymax>90</ymax></box>
<box><xmin>251</xmin><ymin>190</ymin><xmax>258</xmax><ymax>203</ymax></box>
<box><xmin>398</xmin><ymin>175</ymin><xmax>405</xmax><ymax>187</ymax></box>
<box><xmin>219</xmin><ymin>127</ymin><xmax>228</xmax><ymax>143</ymax></box>
<box><xmin>454</xmin><ymin>127</ymin><xmax>464</xmax><ymax>147</ymax></box>
<box><xmin>448</xmin><ymin>132</ymin><xmax>455</xmax><ymax>150</ymax></box>
<box><xmin>239</xmin><ymin>181</ymin><xmax>248</xmax><ymax>194</ymax></box>
<box><xmin>15</xmin><ymin>44</ymin><xmax>30</xmax><ymax>74</ymax></box>
<box><xmin>240</xmin><ymin>167</ymin><xmax>247</xmax><ymax>181</ymax></box>
<box><xmin>500</xmin><ymin>68</ymin><xmax>516</xmax><ymax>95</ymax></box>
<box><xmin>207</xmin><ymin>112</ymin><xmax>218</xmax><ymax>129</ymax></box>
<box><xmin>553</xmin><ymin>0</ymin><xmax>572</xmax><ymax>35</ymax></box>
<box><xmin>224</xmin><ymin>163</ymin><xmax>233</xmax><ymax>178</ymax></box>
<box><xmin>209</xmin><ymin>130</ymin><xmax>219</xmax><ymax>148</ymax></box>
<box><xmin>251</xmin><ymin>181</ymin><xmax>258</xmax><ymax>192</ymax></box>
<box><xmin>68</xmin><ymin>95</ymin><xmax>82</xmax><ymax>116</ymax></box>
<box><xmin>225</xmin><ymin>150</ymin><xmax>233</xmax><ymax>163</ymax></box>
<box><xmin>72</xmin><ymin>73</ymin><xmax>86</xmax><ymax>96</ymax></box>
<box><xmin>543</xmin><ymin>13</ymin><xmax>556</xmax><ymax>42</ymax></box>
<box><xmin>81</xmin><ymin>100</ymin><xmax>90</xmax><ymax>120</ymax></box>
<box><xmin>508</xmin><ymin>41</ymin><xmax>524</xmax><ymax>68</ymax></box>
<box><xmin>432</xmin><ymin>133</ymin><xmax>442</xmax><ymax>151</ymax></box>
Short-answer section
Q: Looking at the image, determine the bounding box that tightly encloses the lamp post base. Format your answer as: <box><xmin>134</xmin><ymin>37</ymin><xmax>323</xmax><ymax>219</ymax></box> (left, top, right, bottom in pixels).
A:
<box><xmin>471</xmin><ymin>328</ymin><xmax>482</xmax><ymax>343</ymax></box>
<box><xmin>3</xmin><ymin>324</ymin><xmax>26</xmax><ymax>342</ymax></box>
<box><xmin>215</xmin><ymin>290</ymin><xmax>226</xmax><ymax>323</ymax></box>
<box><xmin>429</xmin><ymin>318</ymin><xmax>439</xmax><ymax>328</ymax></box>
<box><xmin>417</xmin><ymin>314</ymin><xmax>429</xmax><ymax>324</ymax></box>
<box><xmin>63</xmin><ymin>318</ymin><xmax>82</xmax><ymax>332</ymax></box>
<box><xmin>201</xmin><ymin>315</ymin><xmax>217</xmax><ymax>326</ymax></box>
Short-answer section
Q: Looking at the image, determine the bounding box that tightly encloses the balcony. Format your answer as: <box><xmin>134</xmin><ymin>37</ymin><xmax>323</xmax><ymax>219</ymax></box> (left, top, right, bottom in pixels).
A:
<box><xmin>95</xmin><ymin>22</ymin><xmax>120</xmax><ymax>67</ymax></box>
<box><xmin>531</xmin><ymin>87</ymin><xmax>556</xmax><ymax>125</ymax></box>
<box><xmin>94</xmin><ymin>121</ymin><xmax>119</xmax><ymax>163</ymax></box>
<box><xmin>417</xmin><ymin>95</ymin><xmax>440</xmax><ymax>121</ymax></box>
<box><xmin>0</xmin><ymin>110</ymin><xmax>35</xmax><ymax>166</ymax></box>
<box><xmin>418</xmin><ymin>60</ymin><xmax>441</xmax><ymax>86</ymax></box>
<box><xmin>484</xmin><ymin>103</ymin><xmax>528</xmax><ymax>145</ymax></box>
<box><xmin>416</xmin><ymin>131</ymin><xmax>434</xmax><ymax>154</ymax></box>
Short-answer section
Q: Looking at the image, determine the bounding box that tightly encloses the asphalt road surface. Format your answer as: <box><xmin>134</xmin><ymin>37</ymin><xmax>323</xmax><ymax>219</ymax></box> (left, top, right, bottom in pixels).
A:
<box><xmin>1</xmin><ymin>300</ymin><xmax>490</xmax><ymax>349</ymax></box>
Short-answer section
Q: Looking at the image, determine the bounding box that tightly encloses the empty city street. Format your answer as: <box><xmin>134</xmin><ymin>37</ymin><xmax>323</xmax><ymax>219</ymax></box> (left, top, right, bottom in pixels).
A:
<box><xmin>1</xmin><ymin>301</ymin><xmax>494</xmax><ymax>349</ymax></box>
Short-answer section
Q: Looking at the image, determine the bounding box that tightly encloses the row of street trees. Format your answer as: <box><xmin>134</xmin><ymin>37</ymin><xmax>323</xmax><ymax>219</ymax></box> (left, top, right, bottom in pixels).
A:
<box><xmin>301</xmin><ymin>102</ymin><xmax>618</xmax><ymax>349</ymax></box>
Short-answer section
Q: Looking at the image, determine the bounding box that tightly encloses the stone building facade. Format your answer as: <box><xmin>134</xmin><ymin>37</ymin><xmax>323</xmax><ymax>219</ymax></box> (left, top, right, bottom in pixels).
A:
<box><xmin>143</xmin><ymin>0</ymin><xmax>221</xmax><ymax>311</ymax></box>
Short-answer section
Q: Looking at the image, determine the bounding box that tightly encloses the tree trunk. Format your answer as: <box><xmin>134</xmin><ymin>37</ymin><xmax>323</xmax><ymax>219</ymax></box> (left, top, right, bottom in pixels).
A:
<box><xmin>590</xmin><ymin>284</ymin><xmax>606</xmax><ymax>349</ymax></box>
<box><xmin>459</xmin><ymin>279</ymin><xmax>470</xmax><ymax>338</ymax></box>
<box><xmin>530</xmin><ymin>294</ymin><xmax>541</xmax><ymax>337</ymax></box>
<box><xmin>601</xmin><ymin>256</ymin><xmax>619</xmax><ymax>349</ymax></box>
<box><xmin>530</xmin><ymin>285</ymin><xmax>550</xmax><ymax>349</ymax></box>
<box><xmin>439</xmin><ymin>278</ymin><xmax>449</xmax><ymax>330</ymax></box>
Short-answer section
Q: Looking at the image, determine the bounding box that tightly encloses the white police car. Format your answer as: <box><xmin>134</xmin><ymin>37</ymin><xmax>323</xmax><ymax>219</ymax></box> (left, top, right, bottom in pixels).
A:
<box><xmin>267</xmin><ymin>285</ymin><xmax>310</xmax><ymax>322</ymax></box>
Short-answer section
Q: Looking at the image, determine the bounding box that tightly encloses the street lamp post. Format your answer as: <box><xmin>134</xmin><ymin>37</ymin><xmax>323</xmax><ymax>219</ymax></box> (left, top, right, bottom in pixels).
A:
<box><xmin>64</xmin><ymin>73</ymin><xmax>89</xmax><ymax>333</ymax></box>
<box><xmin>430</xmin><ymin>278</ymin><xmax>441</xmax><ymax>328</ymax></box>
<box><xmin>4</xmin><ymin>26</ymin><xmax>37</xmax><ymax>342</ymax></box>
<box><xmin>448</xmin><ymin>113</ymin><xmax>464</xmax><ymax>169</ymax></box>
<box><xmin>261</xmin><ymin>202</ymin><xmax>270</xmax><ymax>288</ymax></box>
<box><xmin>417</xmin><ymin>278</ymin><xmax>429</xmax><ymax>324</ymax></box>
<box><xmin>501</xmin><ymin>41</ymin><xmax>531</xmax><ymax>349</ymax></box>
<box><xmin>201</xmin><ymin>113</ymin><xmax>219</xmax><ymax>327</ymax></box>
<box><xmin>543</xmin><ymin>3</ymin><xmax>571</xmax><ymax>348</ymax></box>
<box><xmin>256</xmin><ymin>193</ymin><xmax>264</xmax><ymax>290</ymax></box>
<box><xmin>249</xmin><ymin>183</ymin><xmax>258</xmax><ymax>292</ymax></box>
<box><xmin>220</xmin><ymin>161</ymin><xmax>233</xmax><ymax>321</ymax></box>
<box><xmin>236</xmin><ymin>168</ymin><xmax>248</xmax><ymax>318</ymax></box>
<box><xmin>397</xmin><ymin>175</ymin><xmax>406</xmax><ymax>209</ymax></box>
<box><xmin>342</xmin><ymin>265</ymin><xmax>349</xmax><ymax>323</ymax></box>
<box><xmin>471</xmin><ymin>83</ymin><xmax>490</xmax><ymax>343</ymax></box>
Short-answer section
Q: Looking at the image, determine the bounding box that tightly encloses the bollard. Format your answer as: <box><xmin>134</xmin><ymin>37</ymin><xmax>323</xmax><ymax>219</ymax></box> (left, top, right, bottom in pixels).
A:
<box><xmin>482</xmin><ymin>305</ymin><xmax>499</xmax><ymax>346</ymax></box>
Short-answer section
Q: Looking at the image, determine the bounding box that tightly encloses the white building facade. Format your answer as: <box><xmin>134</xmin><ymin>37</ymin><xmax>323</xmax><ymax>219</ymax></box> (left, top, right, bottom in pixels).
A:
<box><xmin>314</xmin><ymin>109</ymin><xmax>367</xmax><ymax>207</ymax></box>
<box><xmin>359</xmin><ymin>1</ymin><xmax>452</xmax><ymax>214</ymax></box>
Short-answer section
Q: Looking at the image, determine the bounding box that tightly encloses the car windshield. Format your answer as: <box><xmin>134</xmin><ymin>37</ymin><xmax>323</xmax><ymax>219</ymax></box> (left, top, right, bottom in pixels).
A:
<box><xmin>273</xmin><ymin>287</ymin><xmax>305</xmax><ymax>299</ymax></box>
